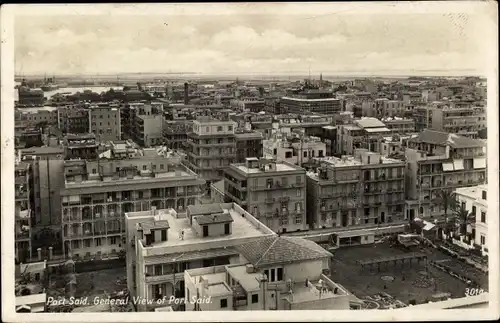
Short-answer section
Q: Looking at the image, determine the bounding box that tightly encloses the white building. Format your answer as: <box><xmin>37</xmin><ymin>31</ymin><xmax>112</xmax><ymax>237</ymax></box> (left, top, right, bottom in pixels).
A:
<box><xmin>184</xmin><ymin>235</ymin><xmax>362</xmax><ymax>311</ymax></box>
<box><xmin>125</xmin><ymin>203</ymin><xmax>275</xmax><ymax>311</ymax></box>
<box><xmin>455</xmin><ymin>184</ymin><xmax>488</xmax><ymax>252</ymax></box>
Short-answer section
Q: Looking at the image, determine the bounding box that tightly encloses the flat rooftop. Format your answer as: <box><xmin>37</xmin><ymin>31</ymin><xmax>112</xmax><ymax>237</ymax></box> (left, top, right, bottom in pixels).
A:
<box><xmin>128</xmin><ymin>207</ymin><xmax>272</xmax><ymax>249</ymax></box>
<box><xmin>455</xmin><ymin>185</ymin><xmax>488</xmax><ymax>204</ymax></box>
<box><xmin>234</xmin><ymin>163</ymin><xmax>302</xmax><ymax>174</ymax></box>
<box><xmin>226</xmin><ymin>265</ymin><xmax>262</xmax><ymax>292</ymax></box>
<box><xmin>314</xmin><ymin>156</ymin><xmax>404</xmax><ymax>168</ymax></box>
<box><xmin>65</xmin><ymin>170</ymin><xmax>195</xmax><ymax>188</ymax></box>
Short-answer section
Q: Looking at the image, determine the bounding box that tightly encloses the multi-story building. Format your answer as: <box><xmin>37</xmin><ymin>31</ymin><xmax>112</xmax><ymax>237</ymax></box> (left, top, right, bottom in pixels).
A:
<box><xmin>121</xmin><ymin>102</ymin><xmax>165</xmax><ymax>146</ymax></box>
<box><xmin>428</xmin><ymin>105</ymin><xmax>486</xmax><ymax>138</ymax></box>
<box><xmin>263</xmin><ymin>134</ymin><xmax>326</xmax><ymax>166</ymax></box>
<box><xmin>18</xmin><ymin>147</ymin><xmax>65</xmax><ymax>255</ymax></box>
<box><xmin>163</xmin><ymin>121</ymin><xmax>193</xmax><ymax>150</ymax></box>
<box><xmin>275</xmin><ymin>114</ymin><xmax>333</xmax><ymax>138</ymax></box>
<box><xmin>281</xmin><ymin>90</ymin><xmax>341</xmax><ymax>115</ymax></box>
<box><xmin>306</xmin><ymin>149</ymin><xmax>406</xmax><ymax>243</ymax></box>
<box><xmin>63</xmin><ymin>133</ymin><xmax>99</xmax><ymax>160</ymax></box>
<box><xmin>125</xmin><ymin>203</ymin><xmax>275</xmax><ymax>311</ymax></box>
<box><xmin>223</xmin><ymin>158</ymin><xmax>307</xmax><ymax>233</ymax></box>
<box><xmin>60</xmin><ymin>147</ymin><xmax>205</xmax><ymax>259</ymax></box>
<box><xmin>455</xmin><ymin>184</ymin><xmax>488</xmax><ymax>252</ymax></box>
<box><xmin>336</xmin><ymin>118</ymin><xmax>391</xmax><ymax>155</ymax></box>
<box><xmin>230</xmin><ymin>98</ymin><xmax>266</xmax><ymax>113</ymax></box>
<box><xmin>15</xmin><ymin>161</ymin><xmax>33</xmax><ymax>263</ymax></box>
<box><xmin>184</xmin><ymin>235</ymin><xmax>362</xmax><ymax>311</ymax></box>
<box><xmin>381</xmin><ymin>117</ymin><xmax>416</xmax><ymax>134</ymax></box>
<box><xmin>134</xmin><ymin>115</ymin><xmax>165</xmax><ymax>147</ymax></box>
<box><xmin>57</xmin><ymin>106</ymin><xmax>91</xmax><ymax>134</ymax></box>
<box><xmin>89</xmin><ymin>104</ymin><xmax>122</xmax><ymax>142</ymax></box>
<box><xmin>234</xmin><ymin>130</ymin><xmax>263</xmax><ymax>163</ymax></box>
<box><xmin>185</xmin><ymin>117</ymin><xmax>238</xmax><ymax>183</ymax></box>
<box><xmin>405</xmin><ymin>130</ymin><xmax>487</xmax><ymax>221</ymax></box>
<box><xmin>15</xmin><ymin>108</ymin><xmax>58</xmax><ymax>127</ymax></box>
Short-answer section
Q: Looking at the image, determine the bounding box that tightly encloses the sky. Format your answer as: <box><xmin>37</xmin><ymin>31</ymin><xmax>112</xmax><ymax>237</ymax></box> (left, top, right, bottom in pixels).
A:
<box><xmin>12</xmin><ymin>3</ymin><xmax>496</xmax><ymax>76</ymax></box>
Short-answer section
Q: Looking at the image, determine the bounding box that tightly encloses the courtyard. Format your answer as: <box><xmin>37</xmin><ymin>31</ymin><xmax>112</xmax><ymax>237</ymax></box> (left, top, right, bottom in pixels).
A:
<box><xmin>46</xmin><ymin>266</ymin><xmax>130</xmax><ymax>312</ymax></box>
<box><xmin>329</xmin><ymin>241</ymin><xmax>488</xmax><ymax>308</ymax></box>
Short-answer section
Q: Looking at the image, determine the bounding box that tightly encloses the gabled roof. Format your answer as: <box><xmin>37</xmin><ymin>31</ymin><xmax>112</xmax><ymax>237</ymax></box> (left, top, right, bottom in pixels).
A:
<box><xmin>236</xmin><ymin>236</ymin><xmax>332</xmax><ymax>267</ymax></box>
<box><xmin>412</xmin><ymin>129</ymin><xmax>485</xmax><ymax>149</ymax></box>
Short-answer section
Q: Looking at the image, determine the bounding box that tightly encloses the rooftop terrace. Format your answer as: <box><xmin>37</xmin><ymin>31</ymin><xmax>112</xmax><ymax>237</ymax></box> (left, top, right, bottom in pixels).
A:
<box><xmin>127</xmin><ymin>204</ymin><xmax>274</xmax><ymax>252</ymax></box>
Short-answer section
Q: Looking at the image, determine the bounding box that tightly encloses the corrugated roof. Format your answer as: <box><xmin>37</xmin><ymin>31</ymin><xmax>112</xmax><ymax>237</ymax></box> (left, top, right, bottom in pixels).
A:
<box><xmin>236</xmin><ymin>236</ymin><xmax>332</xmax><ymax>267</ymax></box>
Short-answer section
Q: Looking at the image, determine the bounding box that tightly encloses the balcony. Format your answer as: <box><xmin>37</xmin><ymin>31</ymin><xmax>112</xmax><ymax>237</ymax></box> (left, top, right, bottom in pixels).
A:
<box><xmin>265</xmin><ymin>198</ymin><xmax>275</xmax><ymax>204</ymax></box>
<box><xmin>279</xmin><ymin>196</ymin><xmax>290</xmax><ymax>203</ymax></box>
<box><xmin>16</xmin><ymin>230</ymin><xmax>30</xmax><ymax>240</ymax></box>
<box><xmin>145</xmin><ymin>272</ymin><xmax>185</xmax><ymax>284</ymax></box>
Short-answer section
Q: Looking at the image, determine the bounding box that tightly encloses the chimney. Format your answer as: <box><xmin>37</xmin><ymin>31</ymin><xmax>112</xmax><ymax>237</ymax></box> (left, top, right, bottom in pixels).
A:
<box><xmin>245</xmin><ymin>264</ymin><xmax>255</xmax><ymax>273</ymax></box>
<box><xmin>184</xmin><ymin>83</ymin><xmax>189</xmax><ymax>105</ymax></box>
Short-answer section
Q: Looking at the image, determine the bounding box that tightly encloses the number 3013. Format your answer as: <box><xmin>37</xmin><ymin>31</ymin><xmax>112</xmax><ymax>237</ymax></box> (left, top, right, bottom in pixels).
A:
<box><xmin>465</xmin><ymin>288</ymin><xmax>484</xmax><ymax>296</ymax></box>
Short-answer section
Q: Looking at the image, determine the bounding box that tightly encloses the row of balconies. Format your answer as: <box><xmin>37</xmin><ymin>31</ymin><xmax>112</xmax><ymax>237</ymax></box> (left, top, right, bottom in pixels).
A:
<box><xmin>64</xmin><ymin>229</ymin><xmax>123</xmax><ymax>239</ymax></box>
<box><xmin>253</xmin><ymin>182</ymin><xmax>304</xmax><ymax>191</ymax></box>
<box><xmin>264</xmin><ymin>196</ymin><xmax>291</xmax><ymax>203</ymax></box>
<box><xmin>63</xmin><ymin>193</ymin><xmax>199</xmax><ymax>207</ymax></box>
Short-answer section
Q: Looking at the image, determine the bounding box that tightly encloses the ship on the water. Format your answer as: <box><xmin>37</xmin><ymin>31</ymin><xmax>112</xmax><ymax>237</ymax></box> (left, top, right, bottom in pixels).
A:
<box><xmin>40</xmin><ymin>84</ymin><xmax>60</xmax><ymax>91</ymax></box>
<box><xmin>40</xmin><ymin>75</ymin><xmax>61</xmax><ymax>92</ymax></box>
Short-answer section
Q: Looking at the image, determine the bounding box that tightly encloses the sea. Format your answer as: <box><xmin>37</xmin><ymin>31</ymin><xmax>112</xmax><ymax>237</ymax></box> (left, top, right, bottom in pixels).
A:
<box><xmin>14</xmin><ymin>84</ymin><xmax>122</xmax><ymax>101</ymax></box>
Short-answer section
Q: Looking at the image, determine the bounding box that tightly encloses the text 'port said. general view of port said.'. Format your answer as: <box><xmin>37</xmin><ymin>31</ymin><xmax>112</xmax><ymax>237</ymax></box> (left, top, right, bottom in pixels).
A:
<box><xmin>2</xmin><ymin>2</ymin><xmax>498</xmax><ymax>321</ymax></box>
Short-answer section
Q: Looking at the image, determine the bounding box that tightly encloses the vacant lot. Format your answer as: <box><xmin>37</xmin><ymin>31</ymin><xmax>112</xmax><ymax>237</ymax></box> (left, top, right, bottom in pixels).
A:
<box><xmin>329</xmin><ymin>242</ymin><xmax>487</xmax><ymax>306</ymax></box>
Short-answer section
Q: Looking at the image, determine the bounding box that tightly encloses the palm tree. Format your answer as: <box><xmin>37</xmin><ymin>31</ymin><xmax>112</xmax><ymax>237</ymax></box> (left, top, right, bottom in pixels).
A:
<box><xmin>436</xmin><ymin>190</ymin><xmax>458</xmax><ymax>224</ymax></box>
<box><xmin>453</xmin><ymin>205</ymin><xmax>475</xmax><ymax>236</ymax></box>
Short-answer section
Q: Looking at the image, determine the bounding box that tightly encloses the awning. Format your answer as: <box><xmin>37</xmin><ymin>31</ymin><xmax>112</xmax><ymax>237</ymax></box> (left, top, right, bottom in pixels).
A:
<box><xmin>364</xmin><ymin>127</ymin><xmax>391</xmax><ymax>133</ymax></box>
<box><xmin>473</xmin><ymin>158</ymin><xmax>486</xmax><ymax>169</ymax></box>
<box><xmin>442</xmin><ymin>162</ymin><xmax>454</xmax><ymax>172</ymax></box>
<box><xmin>453</xmin><ymin>159</ymin><xmax>464</xmax><ymax>171</ymax></box>
<box><xmin>422</xmin><ymin>221</ymin><xmax>436</xmax><ymax>231</ymax></box>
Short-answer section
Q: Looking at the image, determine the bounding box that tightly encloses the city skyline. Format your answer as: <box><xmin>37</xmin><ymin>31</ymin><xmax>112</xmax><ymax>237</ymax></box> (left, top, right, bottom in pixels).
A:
<box><xmin>13</xmin><ymin>3</ymin><xmax>495</xmax><ymax>76</ymax></box>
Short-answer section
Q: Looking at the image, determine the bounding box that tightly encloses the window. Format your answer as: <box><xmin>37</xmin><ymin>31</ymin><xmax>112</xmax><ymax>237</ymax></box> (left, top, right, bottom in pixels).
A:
<box><xmin>277</xmin><ymin>267</ymin><xmax>283</xmax><ymax>281</ymax></box>
<box><xmin>220</xmin><ymin>299</ymin><xmax>227</xmax><ymax>308</ymax></box>
<box><xmin>252</xmin><ymin>294</ymin><xmax>259</xmax><ymax>304</ymax></box>
<box><xmin>95</xmin><ymin>238</ymin><xmax>102</xmax><ymax>246</ymax></box>
<box><xmin>296</xmin><ymin>189</ymin><xmax>301</xmax><ymax>197</ymax></box>
<box><xmin>303</xmin><ymin>151</ymin><xmax>307</xmax><ymax>158</ymax></box>
<box><xmin>161</xmin><ymin>230</ymin><xmax>167</xmax><ymax>241</ymax></box>
<box><xmin>84</xmin><ymin>239</ymin><xmax>91</xmax><ymax>248</ymax></box>
<box><xmin>472</xmin><ymin>206</ymin><xmax>476</xmax><ymax>215</ymax></box>
<box><xmin>153</xmin><ymin>164</ymin><xmax>157</xmax><ymax>170</ymax></box>
<box><xmin>203</xmin><ymin>226</ymin><xmax>209</xmax><ymax>237</ymax></box>
<box><xmin>217</xmin><ymin>126</ymin><xmax>223</xmax><ymax>132</ymax></box>
<box><xmin>481</xmin><ymin>212</ymin><xmax>486</xmax><ymax>223</ymax></box>
<box><xmin>205</xmin><ymin>127</ymin><xmax>209</xmax><ymax>132</ymax></box>
<box><xmin>154</xmin><ymin>265</ymin><xmax>162</xmax><ymax>276</ymax></box>
<box><xmin>138</xmin><ymin>191</ymin><xmax>143</xmax><ymax>199</ymax></box>
<box><xmin>264</xmin><ymin>270</ymin><xmax>269</xmax><ymax>280</ymax></box>
<box><xmin>143</xmin><ymin>165</ymin><xmax>147</xmax><ymax>170</ymax></box>
<box><xmin>224</xmin><ymin>223</ymin><xmax>230</xmax><ymax>235</ymax></box>
<box><xmin>228</xmin><ymin>126</ymin><xmax>233</xmax><ymax>131</ymax></box>
<box><xmin>92</xmin><ymin>168</ymin><xmax>97</xmax><ymax>174</ymax></box>
<box><xmin>482</xmin><ymin>191</ymin><xmax>487</xmax><ymax>200</ymax></box>
<box><xmin>285</xmin><ymin>151</ymin><xmax>292</xmax><ymax>158</ymax></box>
<box><xmin>110</xmin><ymin>237</ymin><xmax>117</xmax><ymax>245</ymax></box>
<box><xmin>296</xmin><ymin>176</ymin><xmax>302</xmax><ymax>184</ymax></box>
<box><xmin>270</xmin><ymin>268</ymin><xmax>275</xmax><ymax>282</ymax></box>
<box><xmin>480</xmin><ymin>235</ymin><xmax>486</xmax><ymax>245</ymax></box>
<box><xmin>160</xmin><ymin>164</ymin><xmax>164</xmax><ymax>170</ymax></box>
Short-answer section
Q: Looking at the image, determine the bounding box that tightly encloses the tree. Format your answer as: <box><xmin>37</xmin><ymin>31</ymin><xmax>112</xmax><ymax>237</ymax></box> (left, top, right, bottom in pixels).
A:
<box><xmin>435</xmin><ymin>190</ymin><xmax>457</xmax><ymax>224</ymax></box>
<box><xmin>453</xmin><ymin>205</ymin><xmax>475</xmax><ymax>236</ymax></box>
